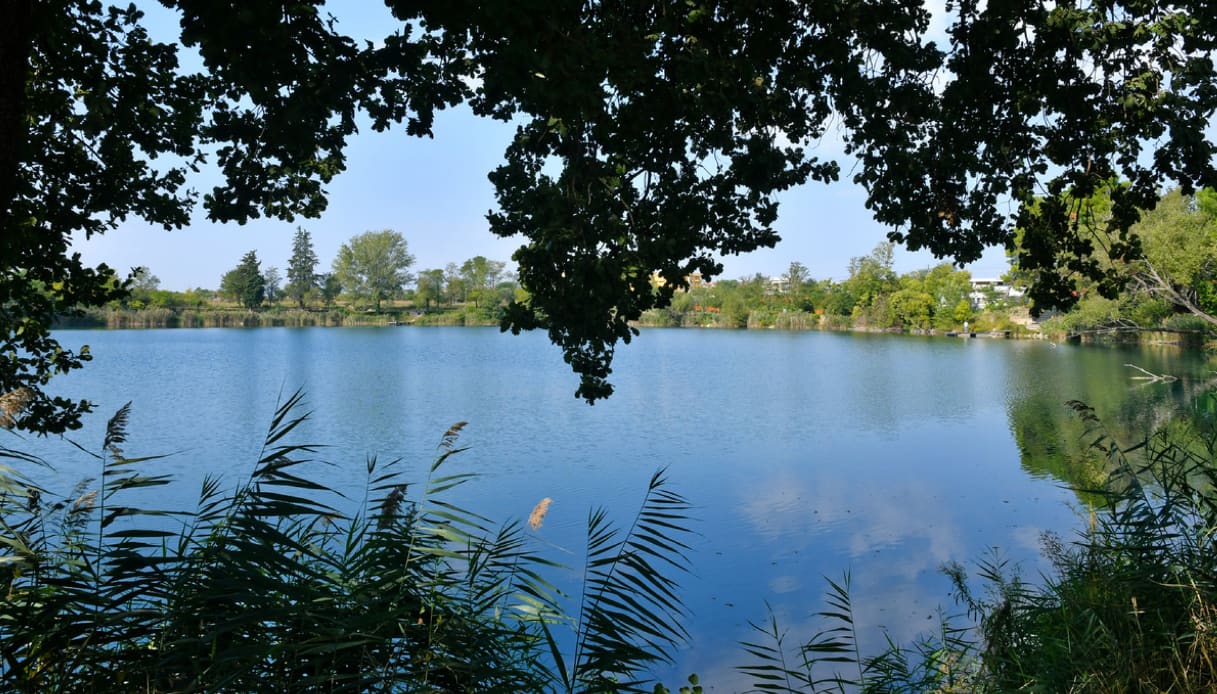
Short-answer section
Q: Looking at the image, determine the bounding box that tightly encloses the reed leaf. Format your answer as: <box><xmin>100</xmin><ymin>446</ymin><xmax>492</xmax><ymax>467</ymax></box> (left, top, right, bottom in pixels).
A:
<box><xmin>739</xmin><ymin>606</ymin><xmax>814</xmax><ymax>692</ymax></box>
<box><xmin>0</xmin><ymin>395</ymin><xmax>703</xmax><ymax>692</ymax></box>
<box><xmin>541</xmin><ymin>467</ymin><xmax>694</xmax><ymax>693</ymax></box>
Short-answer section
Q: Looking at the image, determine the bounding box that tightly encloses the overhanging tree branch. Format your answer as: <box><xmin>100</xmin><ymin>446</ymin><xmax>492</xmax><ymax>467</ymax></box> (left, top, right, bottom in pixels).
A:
<box><xmin>1132</xmin><ymin>260</ymin><xmax>1217</xmax><ymax>329</ymax></box>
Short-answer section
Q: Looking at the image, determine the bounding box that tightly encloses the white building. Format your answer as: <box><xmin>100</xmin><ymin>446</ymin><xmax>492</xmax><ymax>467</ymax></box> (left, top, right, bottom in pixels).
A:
<box><xmin>969</xmin><ymin>278</ymin><xmax>1025</xmax><ymax>308</ymax></box>
<box><xmin>767</xmin><ymin>275</ymin><xmax>790</xmax><ymax>294</ymax></box>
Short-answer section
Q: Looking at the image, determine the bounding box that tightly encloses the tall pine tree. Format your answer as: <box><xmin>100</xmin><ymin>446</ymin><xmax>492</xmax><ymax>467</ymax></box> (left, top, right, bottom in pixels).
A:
<box><xmin>286</xmin><ymin>227</ymin><xmax>319</xmax><ymax>308</ymax></box>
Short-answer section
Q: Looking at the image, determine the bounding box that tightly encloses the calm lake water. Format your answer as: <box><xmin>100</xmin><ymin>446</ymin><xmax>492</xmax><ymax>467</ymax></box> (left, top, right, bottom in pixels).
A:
<box><xmin>14</xmin><ymin>327</ymin><xmax>1217</xmax><ymax>687</ymax></box>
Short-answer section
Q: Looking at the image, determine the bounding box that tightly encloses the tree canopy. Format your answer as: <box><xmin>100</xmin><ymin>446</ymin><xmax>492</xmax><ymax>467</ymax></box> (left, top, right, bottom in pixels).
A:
<box><xmin>332</xmin><ymin>230</ymin><xmax>416</xmax><ymax>311</ymax></box>
<box><xmin>3</xmin><ymin>0</ymin><xmax>1216</xmax><ymax>431</ymax></box>
<box><xmin>1132</xmin><ymin>190</ymin><xmax>1217</xmax><ymax>323</ymax></box>
<box><xmin>1012</xmin><ymin>187</ymin><xmax>1217</xmax><ymax>326</ymax></box>
<box><xmin>843</xmin><ymin>2</ymin><xmax>1217</xmax><ymax>314</ymax></box>
<box><xmin>458</xmin><ymin>256</ymin><xmax>507</xmax><ymax>309</ymax></box>
<box><xmin>219</xmin><ymin>250</ymin><xmax>266</xmax><ymax>310</ymax></box>
<box><xmin>415</xmin><ymin>268</ymin><xmax>446</xmax><ymax>309</ymax></box>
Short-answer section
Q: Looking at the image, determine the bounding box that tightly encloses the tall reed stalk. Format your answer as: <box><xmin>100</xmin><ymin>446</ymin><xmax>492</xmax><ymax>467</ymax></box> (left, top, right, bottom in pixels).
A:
<box><xmin>0</xmin><ymin>391</ymin><xmax>694</xmax><ymax>692</ymax></box>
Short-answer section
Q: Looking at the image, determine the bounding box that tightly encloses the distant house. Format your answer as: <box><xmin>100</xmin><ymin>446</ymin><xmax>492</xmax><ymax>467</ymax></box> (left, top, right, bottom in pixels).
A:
<box><xmin>969</xmin><ymin>278</ymin><xmax>1025</xmax><ymax>308</ymax></box>
<box><xmin>767</xmin><ymin>275</ymin><xmax>790</xmax><ymax>294</ymax></box>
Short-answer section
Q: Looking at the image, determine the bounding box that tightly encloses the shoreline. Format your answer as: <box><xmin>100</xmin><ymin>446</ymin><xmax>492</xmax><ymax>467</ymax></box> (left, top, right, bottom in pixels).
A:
<box><xmin>54</xmin><ymin>307</ymin><xmax>1211</xmax><ymax>348</ymax></box>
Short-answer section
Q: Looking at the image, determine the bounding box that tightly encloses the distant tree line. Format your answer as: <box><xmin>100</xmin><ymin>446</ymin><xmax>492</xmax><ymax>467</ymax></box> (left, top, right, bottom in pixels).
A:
<box><xmin>113</xmin><ymin>188</ymin><xmax>1217</xmax><ymax>337</ymax></box>
<box><xmin>220</xmin><ymin>229</ymin><xmax>417</xmax><ymax>312</ymax></box>
<box><xmin>647</xmin><ymin>242</ymin><xmax>998</xmax><ymax>332</ymax></box>
<box><xmin>111</xmin><ymin>228</ymin><xmax>519</xmax><ymax>316</ymax></box>
<box><xmin>649</xmin><ymin>186</ymin><xmax>1217</xmax><ymax>337</ymax></box>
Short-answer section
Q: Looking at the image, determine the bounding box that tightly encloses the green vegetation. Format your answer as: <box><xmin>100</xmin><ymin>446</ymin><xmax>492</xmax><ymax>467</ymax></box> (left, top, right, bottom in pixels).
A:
<box><xmin>731</xmin><ymin>400</ymin><xmax>1217</xmax><ymax>692</ymax></box>
<box><xmin>456</xmin><ymin>256</ymin><xmax>510</xmax><ymax>309</ymax></box>
<box><xmin>636</xmin><ymin>186</ymin><xmax>1217</xmax><ymax>343</ymax></box>
<box><xmin>10</xmin><ymin>382</ymin><xmax>1217</xmax><ymax>691</ymax></box>
<box><xmin>52</xmin><ymin>227</ymin><xmax>521</xmax><ymax>329</ymax></box>
<box><xmin>638</xmin><ymin>243</ymin><xmax>1000</xmax><ymax>335</ymax></box>
<box><xmin>219</xmin><ymin>250</ymin><xmax>267</xmax><ymax>310</ymax></box>
<box><xmin>332</xmin><ymin>230</ymin><xmax>416</xmax><ymax>312</ymax></box>
<box><xmin>285</xmin><ymin>227</ymin><xmax>320</xmax><ymax>309</ymax></box>
<box><xmin>57</xmin><ymin>186</ymin><xmax>1217</xmax><ymax>347</ymax></box>
<box><xmin>1025</xmin><ymin>186</ymin><xmax>1217</xmax><ymax>339</ymax></box>
<box><xmin>88</xmin><ymin>189</ymin><xmax>1217</xmax><ymax>344</ymax></box>
<box><xmin>7</xmin><ymin>2</ymin><xmax>1217</xmax><ymax>691</ymax></box>
<box><xmin>0</xmin><ymin>393</ymin><xmax>693</xmax><ymax>692</ymax></box>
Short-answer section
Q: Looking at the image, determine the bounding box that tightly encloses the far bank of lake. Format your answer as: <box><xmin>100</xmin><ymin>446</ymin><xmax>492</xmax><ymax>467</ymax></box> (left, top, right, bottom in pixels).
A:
<box><xmin>55</xmin><ymin>304</ymin><xmax>1213</xmax><ymax>350</ymax></box>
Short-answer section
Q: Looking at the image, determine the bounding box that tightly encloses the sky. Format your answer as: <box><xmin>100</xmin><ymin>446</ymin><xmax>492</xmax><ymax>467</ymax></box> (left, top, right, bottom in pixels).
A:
<box><xmin>69</xmin><ymin>2</ymin><xmax>1012</xmax><ymax>292</ymax></box>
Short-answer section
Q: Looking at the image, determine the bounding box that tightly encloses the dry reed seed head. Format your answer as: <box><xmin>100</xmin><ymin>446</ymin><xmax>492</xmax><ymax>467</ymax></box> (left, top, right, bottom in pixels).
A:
<box><xmin>70</xmin><ymin>490</ymin><xmax>98</xmax><ymax>514</ymax></box>
<box><xmin>529</xmin><ymin>497</ymin><xmax>552</xmax><ymax>531</ymax></box>
<box><xmin>0</xmin><ymin>387</ymin><xmax>34</xmax><ymax>429</ymax></box>
<box><xmin>378</xmin><ymin>484</ymin><xmax>409</xmax><ymax>529</ymax></box>
<box><xmin>440</xmin><ymin>421</ymin><xmax>469</xmax><ymax>450</ymax></box>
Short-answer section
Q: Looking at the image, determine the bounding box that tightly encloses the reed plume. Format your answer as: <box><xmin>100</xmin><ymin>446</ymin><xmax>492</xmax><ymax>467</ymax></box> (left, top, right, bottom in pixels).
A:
<box><xmin>378</xmin><ymin>484</ymin><xmax>409</xmax><ymax>530</ymax></box>
<box><xmin>70</xmin><ymin>490</ymin><xmax>98</xmax><ymax>514</ymax></box>
<box><xmin>439</xmin><ymin>421</ymin><xmax>468</xmax><ymax>450</ymax></box>
<box><xmin>529</xmin><ymin>497</ymin><xmax>552</xmax><ymax>530</ymax></box>
<box><xmin>0</xmin><ymin>387</ymin><xmax>34</xmax><ymax>429</ymax></box>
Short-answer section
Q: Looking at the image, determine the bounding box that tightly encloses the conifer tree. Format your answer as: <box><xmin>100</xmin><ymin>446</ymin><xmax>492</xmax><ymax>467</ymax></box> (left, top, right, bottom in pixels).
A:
<box><xmin>285</xmin><ymin>227</ymin><xmax>319</xmax><ymax>308</ymax></box>
<box><xmin>220</xmin><ymin>250</ymin><xmax>265</xmax><ymax>310</ymax></box>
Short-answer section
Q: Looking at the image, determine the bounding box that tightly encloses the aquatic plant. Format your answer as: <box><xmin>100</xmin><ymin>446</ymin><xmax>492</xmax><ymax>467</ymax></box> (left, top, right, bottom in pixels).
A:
<box><xmin>0</xmin><ymin>391</ymin><xmax>693</xmax><ymax>692</ymax></box>
<box><xmin>13</xmin><ymin>383</ymin><xmax>1217</xmax><ymax>692</ymax></box>
<box><xmin>734</xmin><ymin>398</ymin><xmax>1217</xmax><ymax>692</ymax></box>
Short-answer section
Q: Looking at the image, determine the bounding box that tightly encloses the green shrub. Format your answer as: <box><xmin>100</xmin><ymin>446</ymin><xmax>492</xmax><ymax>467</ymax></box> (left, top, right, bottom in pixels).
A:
<box><xmin>1042</xmin><ymin>296</ymin><xmax>1125</xmax><ymax>335</ymax></box>
<box><xmin>638</xmin><ymin>308</ymin><xmax>679</xmax><ymax>327</ymax></box>
<box><xmin>1126</xmin><ymin>296</ymin><xmax>1176</xmax><ymax>327</ymax></box>
<box><xmin>1163</xmin><ymin>313</ymin><xmax>1217</xmax><ymax>334</ymax></box>
<box><xmin>971</xmin><ymin>311</ymin><xmax>1015</xmax><ymax>333</ymax></box>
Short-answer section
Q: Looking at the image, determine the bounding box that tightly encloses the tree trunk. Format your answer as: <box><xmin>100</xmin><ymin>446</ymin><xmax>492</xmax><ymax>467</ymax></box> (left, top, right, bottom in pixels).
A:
<box><xmin>1135</xmin><ymin>261</ymin><xmax>1217</xmax><ymax>329</ymax></box>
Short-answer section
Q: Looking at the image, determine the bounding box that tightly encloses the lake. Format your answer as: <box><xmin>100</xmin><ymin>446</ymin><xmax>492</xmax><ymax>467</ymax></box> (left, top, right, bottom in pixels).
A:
<box><xmin>13</xmin><ymin>326</ymin><xmax>1216</xmax><ymax>687</ymax></box>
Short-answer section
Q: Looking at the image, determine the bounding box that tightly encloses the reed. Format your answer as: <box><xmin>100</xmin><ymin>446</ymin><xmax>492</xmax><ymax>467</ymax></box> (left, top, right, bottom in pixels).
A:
<box><xmin>17</xmin><ymin>386</ymin><xmax>1213</xmax><ymax>691</ymax></box>
<box><xmin>733</xmin><ymin>397</ymin><xmax>1217</xmax><ymax>692</ymax></box>
<box><xmin>529</xmin><ymin>497</ymin><xmax>552</xmax><ymax>530</ymax></box>
<box><xmin>0</xmin><ymin>392</ymin><xmax>693</xmax><ymax>692</ymax></box>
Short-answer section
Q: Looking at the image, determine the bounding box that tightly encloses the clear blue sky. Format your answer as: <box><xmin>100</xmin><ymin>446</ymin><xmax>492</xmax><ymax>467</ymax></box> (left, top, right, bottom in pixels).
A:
<box><xmin>70</xmin><ymin>2</ymin><xmax>1012</xmax><ymax>292</ymax></box>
